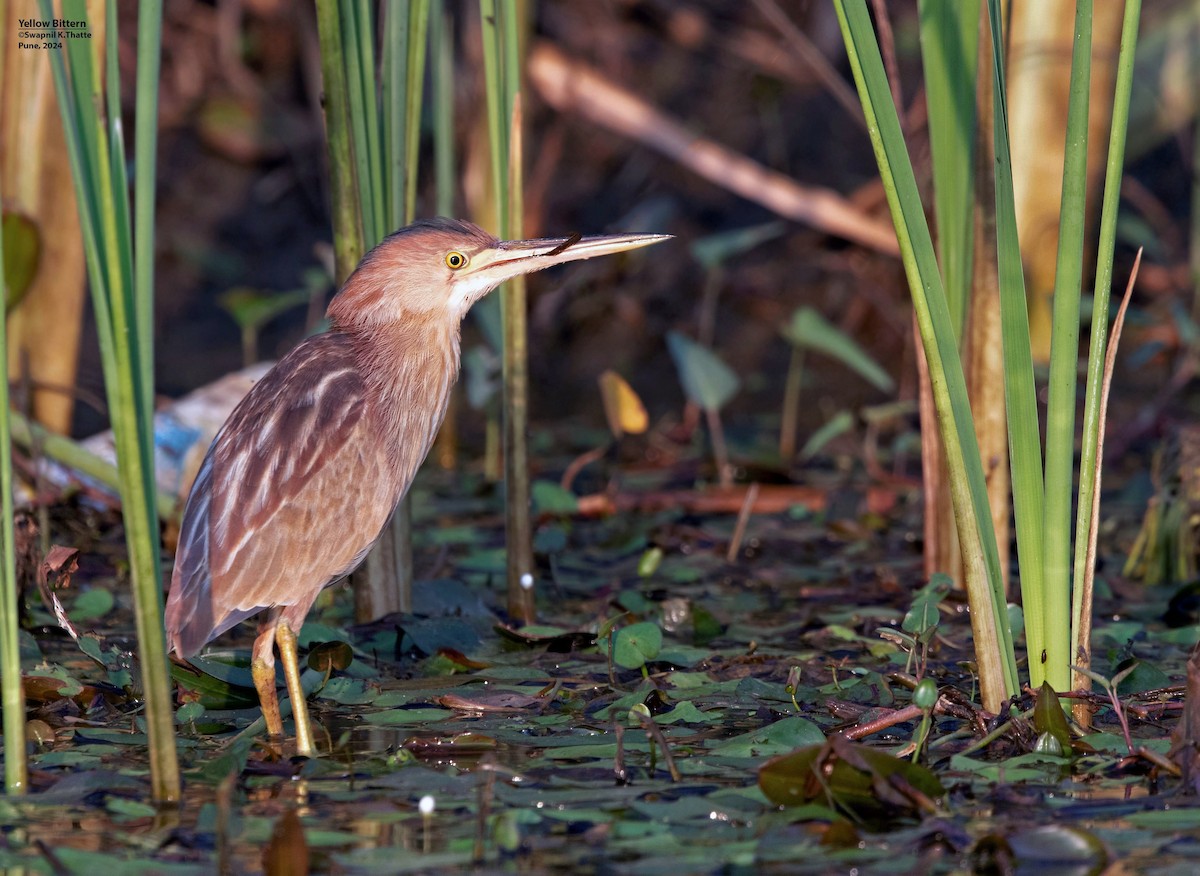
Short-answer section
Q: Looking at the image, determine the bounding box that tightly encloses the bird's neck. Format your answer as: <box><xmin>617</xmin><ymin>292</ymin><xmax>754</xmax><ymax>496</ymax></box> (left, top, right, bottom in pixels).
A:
<box><xmin>341</xmin><ymin>315</ymin><xmax>462</xmax><ymax>458</ymax></box>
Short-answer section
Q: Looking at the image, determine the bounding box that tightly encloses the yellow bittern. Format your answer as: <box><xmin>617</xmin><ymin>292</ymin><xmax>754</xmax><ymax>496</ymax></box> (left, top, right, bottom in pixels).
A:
<box><xmin>164</xmin><ymin>218</ymin><xmax>669</xmax><ymax>755</ymax></box>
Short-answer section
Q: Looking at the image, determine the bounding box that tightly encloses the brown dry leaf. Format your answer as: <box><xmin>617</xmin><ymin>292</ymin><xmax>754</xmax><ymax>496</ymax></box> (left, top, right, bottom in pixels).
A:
<box><xmin>599</xmin><ymin>369</ymin><xmax>648</xmax><ymax>438</ymax></box>
<box><xmin>36</xmin><ymin>545</ymin><xmax>81</xmax><ymax>640</ymax></box>
<box><xmin>435</xmin><ymin>692</ymin><xmax>543</xmax><ymax>713</ymax></box>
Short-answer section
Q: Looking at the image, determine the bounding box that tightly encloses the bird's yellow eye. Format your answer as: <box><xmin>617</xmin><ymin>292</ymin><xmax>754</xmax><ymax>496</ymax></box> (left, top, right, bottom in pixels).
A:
<box><xmin>445</xmin><ymin>251</ymin><xmax>468</xmax><ymax>270</ymax></box>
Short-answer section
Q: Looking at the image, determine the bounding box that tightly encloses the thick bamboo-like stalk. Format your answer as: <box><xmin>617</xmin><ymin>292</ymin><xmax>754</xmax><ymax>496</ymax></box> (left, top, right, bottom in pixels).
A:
<box><xmin>915</xmin><ymin>0</ymin><xmax>980</xmax><ymax>591</ymax></box>
<box><xmin>916</xmin><ymin>326</ymin><xmax>959</xmax><ymax>585</ymax></box>
<box><xmin>480</xmin><ymin>0</ymin><xmax>535</xmax><ymax>622</ymax></box>
<box><xmin>319</xmin><ymin>0</ymin><xmax>430</xmax><ymax>620</ymax></box>
<box><xmin>367</xmin><ymin>0</ymin><xmax>430</xmax><ymax>619</ymax></box>
<box><xmin>966</xmin><ymin>10</ymin><xmax>1010</xmax><ymax>599</ymax></box>
<box><xmin>1008</xmin><ymin>0</ymin><xmax>1127</xmax><ymax>361</ymax></box>
<box><xmin>315</xmin><ymin>0</ymin><xmax>365</xmax><ymax>283</ymax></box>
<box><xmin>1</xmin><ymin>0</ymin><xmax>87</xmax><ymax>435</ymax></box>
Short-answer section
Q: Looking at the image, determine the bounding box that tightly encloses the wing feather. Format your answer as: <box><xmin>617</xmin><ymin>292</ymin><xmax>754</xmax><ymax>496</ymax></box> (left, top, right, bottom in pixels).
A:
<box><xmin>165</xmin><ymin>334</ymin><xmax>397</xmax><ymax>655</ymax></box>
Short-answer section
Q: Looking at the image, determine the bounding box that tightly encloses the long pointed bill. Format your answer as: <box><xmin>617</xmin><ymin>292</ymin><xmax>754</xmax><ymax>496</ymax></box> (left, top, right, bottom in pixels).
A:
<box><xmin>467</xmin><ymin>231</ymin><xmax>672</xmax><ymax>289</ymax></box>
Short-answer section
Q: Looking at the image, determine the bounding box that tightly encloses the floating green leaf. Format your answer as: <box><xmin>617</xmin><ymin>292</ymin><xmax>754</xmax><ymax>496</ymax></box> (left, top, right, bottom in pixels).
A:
<box><xmin>175</xmin><ymin>702</ymin><xmax>205</xmax><ymax>724</ymax></box>
<box><xmin>709</xmin><ymin>716</ymin><xmax>825</xmax><ymax>758</ymax></box>
<box><xmin>612</xmin><ymin>622</ymin><xmax>663</xmax><ymax>670</ymax></box>
<box><xmin>1006</xmin><ymin>825</ymin><xmax>1107</xmax><ymax>868</ymax></box>
<box><xmin>532</xmin><ymin>480</ymin><xmax>578</xmax><ymax>515</ymax></box>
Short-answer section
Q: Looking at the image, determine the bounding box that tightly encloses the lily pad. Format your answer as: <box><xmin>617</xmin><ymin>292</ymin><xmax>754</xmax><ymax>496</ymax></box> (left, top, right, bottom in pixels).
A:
<box><xmin>610</xmin><ymin>622</ymin><xmax>663</xmax><ymax>670</ymax></box>
<box><xmin>758</xmin><ymin>741</ymin><xmax>944</xmax><ymax>817</ymax></box>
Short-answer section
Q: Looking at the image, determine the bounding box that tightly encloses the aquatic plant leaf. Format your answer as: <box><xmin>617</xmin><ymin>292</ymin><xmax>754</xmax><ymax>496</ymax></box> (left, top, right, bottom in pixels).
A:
<box><xmin>800</xmin><ymin>410</ymin><xmax>854</xmax><ymax>460</ymax></box>
<box><xmin>781</xmin><ymin>306</ymin><xmax>895</xmax><ymax>392</ymax></box>
<box><xmin>759</xmin><ymin>741</ymin><xmax>944</xmax><ymax>816</ymax></box>
<box><xmin>666</xmin><ymin>331</ymin><xmax>740</xmax><ymax>411</ymax></box>
<box><xmin>612</xmin><ymin>622</ymin><xmax>663</xmax><ymax>669</ymax></box>
<box><xmin>690</xmin><ymin>221</ymin><xmax>786</xmax><ymax>270</ymax></box>
<box><xmin>902</xmin><ymin>573</ymin><xmax>952</xmax><ymax>641</ymax></box>
<box><xmin>307</xmin><ymin>640</ymin><xmax>354</xmax><ymax>672</ymax></box>
<box><xmin>532</xmin><ymin>479</ymin><xmax>578</xmax><ymax>514</ymax></box>
<box><xmin>2</xmin><ymin>211</ymin><xmax>40</xmax><ymax>309</ymax></box>
<box><xmin>1032</xmin><ymin>682</ymin><xmax>1072</xmax><ymax>753</ymax></box>
<box><xmin>316</xmin><ymin>677</ymin><xmax>377</xmax><ymax>705</ymax></box>
<box><xmin>366</xmin><ymin>707</ymin><xmax>455</xmax><ymax>725</ymax></box>
<box><xmin>72</xmin><ymin>587</ymin><xmax>115</xmax><ymax>621</ymax></box>
<box><xmin>217</xmin><ymin>286</ymin><xmax>310</xmax><ymax>330</ymax></box>
<box><xmin>1006</xmin><ymin>825</ymin><xmax>1107</xmax><ymax>868</ymax></box>
<box><xmin>170</xmin><ymin>655</ymin><xmax>259</xmax><ymax>710</ymax></box>
<box><xmin>710</xmin><ymin>716</ymin><xmax>825</xmax><ymax>758</ymax></box>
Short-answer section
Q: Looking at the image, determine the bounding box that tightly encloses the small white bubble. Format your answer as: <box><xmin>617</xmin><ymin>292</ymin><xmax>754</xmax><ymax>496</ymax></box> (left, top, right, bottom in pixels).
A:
<box><xmin>419</xmin><ymin>795</ymin><xmax>435</xmax><ymax>815</ymax></box>
<box><xmin>520</xmin><ymin>573</ymin><xmax>534</xmax><ymax>590</ymax></box>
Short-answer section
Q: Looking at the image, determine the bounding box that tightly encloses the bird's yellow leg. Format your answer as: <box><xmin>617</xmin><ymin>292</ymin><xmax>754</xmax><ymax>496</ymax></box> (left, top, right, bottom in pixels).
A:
<box><xmin>276</xmin><ymin>620</ymin><xmax>314</xmax><ymax>756</ymax></box>
<box><xmin>251</xmin><ymin>658</ymin><xmax>284</xmax><ymax>739</ymax></box>
<box><xmin>251</xmin><ymin>624</ymin><xmax>284</xmax><ymax>738</ymax></box>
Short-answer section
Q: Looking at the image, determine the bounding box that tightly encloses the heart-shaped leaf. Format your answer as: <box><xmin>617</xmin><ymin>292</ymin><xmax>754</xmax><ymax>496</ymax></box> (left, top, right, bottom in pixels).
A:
<box><xmin>666</xmin><ymin>331</ymin><xmax>739</xmax><ymax>411</ymax></box>
<box><xmin>611</xmin><ymin>622</ymin><xmax>663</xmax><ymax>669</ymax></box>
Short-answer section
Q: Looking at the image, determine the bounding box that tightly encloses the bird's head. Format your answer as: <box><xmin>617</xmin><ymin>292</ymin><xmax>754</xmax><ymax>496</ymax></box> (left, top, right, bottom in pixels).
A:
<box><xmin>327</xmin><ymin>217</ymin><xmax>671</xmax><ymax>330</ymax></box>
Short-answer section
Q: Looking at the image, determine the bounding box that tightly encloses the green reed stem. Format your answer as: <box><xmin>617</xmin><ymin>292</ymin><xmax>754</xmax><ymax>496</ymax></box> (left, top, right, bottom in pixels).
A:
<box><xmin>1072</xmin><ymin>0</ymin><xmax>1142</xmax><ymax>684</ymax></box>
<box><xmin>315</xmin><ymin>0</ymin><xmax>365</xmax><ymax>282</ymax></box>
<box><xmin>1039</xmin><ymin>0</ymin><xmax>1093</xmax><ymax>693</ymax></box>
<box><xmin>917</xmin><ymin>0</ymin><xmax>979</xmax><ymax>343</ymax></box>
<box><xmin>0</xmin><ymin>176</ymin><xmax>28</xmax><ymax>795</ymax></box>
<box><xmin>480</xmin><ymin>0</ymin><xmax>534</xmax><ymax>622</ymax></box>
<box><xmin>42</xmin><ymin>0</ymin><xmax>179</xmax><ymax>802</ymax></box>
<box><xmin>986</xmin><ymin>0</ymin><xmax>1048</xmax><ymax>688</ymax></box>
<box><xmin>836</xmin><ymin>0</ymin><xmax>1016</xmax><ymax>710</ymax></box>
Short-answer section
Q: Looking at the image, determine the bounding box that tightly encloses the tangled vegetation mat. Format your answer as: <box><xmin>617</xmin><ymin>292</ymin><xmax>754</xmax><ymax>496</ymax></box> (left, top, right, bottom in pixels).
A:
<box><xmin>3</xmin><ymin>446</ymin><xmax>1199</xmax><ymax>875</ymax></box>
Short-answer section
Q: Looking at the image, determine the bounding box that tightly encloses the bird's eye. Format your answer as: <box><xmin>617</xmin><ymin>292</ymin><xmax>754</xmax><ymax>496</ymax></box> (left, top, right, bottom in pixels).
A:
<box><xmin>445</xmin><ymin>251</ymin><xmax>468</xmax><ymax>269</ymax></box>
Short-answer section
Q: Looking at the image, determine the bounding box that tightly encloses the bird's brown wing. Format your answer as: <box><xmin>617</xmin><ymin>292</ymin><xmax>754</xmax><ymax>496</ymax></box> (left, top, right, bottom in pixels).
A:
<box><xmin>165</xmin><ymin>334</ymin><xmax>396</xmax><ymax>655</ymax></box>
